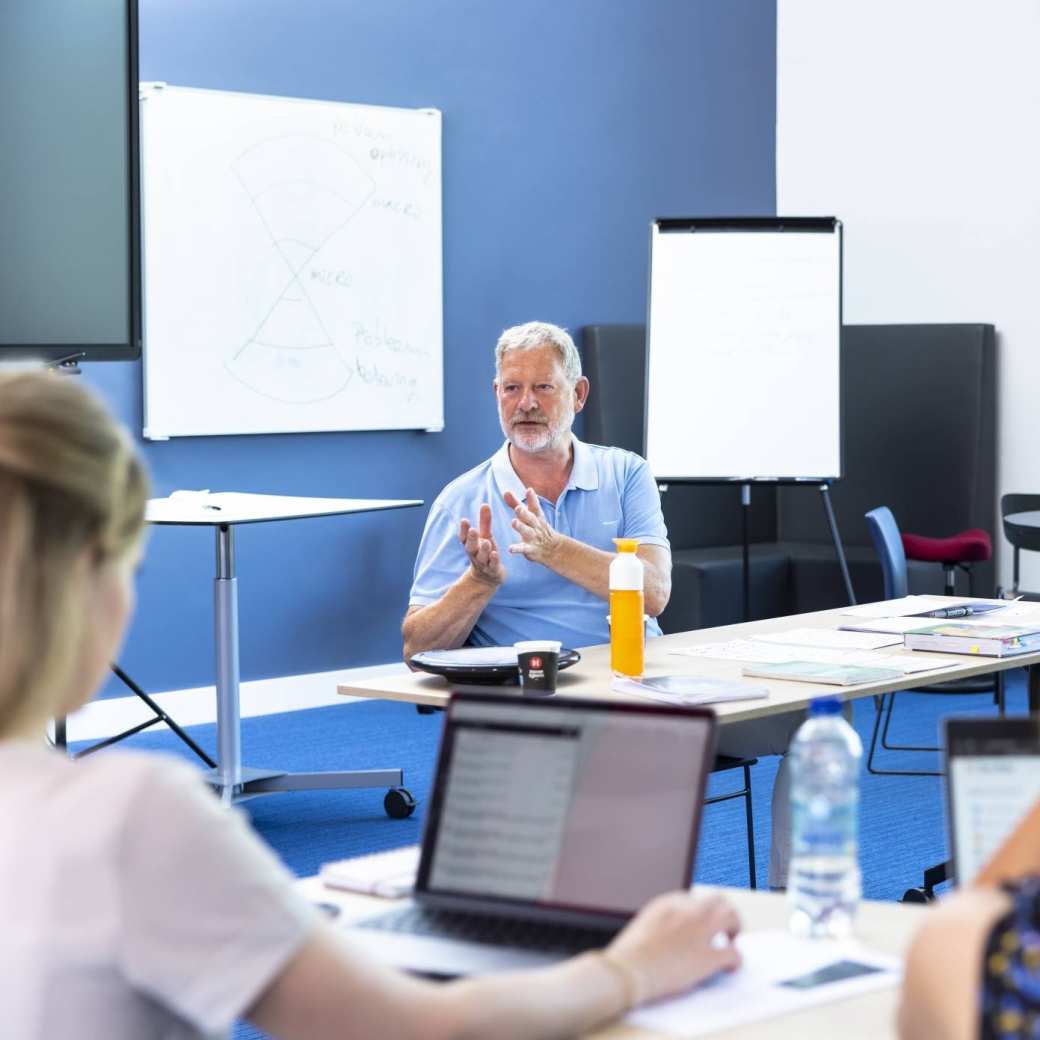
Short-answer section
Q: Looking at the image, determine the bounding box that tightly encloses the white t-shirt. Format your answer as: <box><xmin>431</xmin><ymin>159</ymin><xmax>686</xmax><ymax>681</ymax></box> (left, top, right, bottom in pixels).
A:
<box><xmin>0</xmin><ymin>741</ymin><xmax>317</xmax><ymax>1039</ymax></box>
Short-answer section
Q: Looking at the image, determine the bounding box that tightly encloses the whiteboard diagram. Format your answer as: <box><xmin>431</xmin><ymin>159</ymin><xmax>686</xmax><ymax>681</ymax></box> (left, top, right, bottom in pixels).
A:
<box><xmin>140</xmin><ymin>85</ymin><xmax>443</xmax><ymax>438</ymax></box>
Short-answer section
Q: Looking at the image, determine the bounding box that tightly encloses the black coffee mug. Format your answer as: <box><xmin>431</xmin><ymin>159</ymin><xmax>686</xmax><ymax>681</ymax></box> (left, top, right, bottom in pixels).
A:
<box><xmin>514</xmin><ymin>641</ymin><xmax>561</xmax><ymax>695</ymax></box>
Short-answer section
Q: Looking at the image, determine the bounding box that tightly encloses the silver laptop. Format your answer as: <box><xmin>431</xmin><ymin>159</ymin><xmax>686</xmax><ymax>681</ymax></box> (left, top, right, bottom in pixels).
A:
<box><xmin>945</xmin><ymin>716</ymin><xmax>1040</xmax><ymax>886</ymax></box>
<box><xmin>348</xmin><ymin>692</ymin><xmax>716</xmax><ymax>977</ymax></box>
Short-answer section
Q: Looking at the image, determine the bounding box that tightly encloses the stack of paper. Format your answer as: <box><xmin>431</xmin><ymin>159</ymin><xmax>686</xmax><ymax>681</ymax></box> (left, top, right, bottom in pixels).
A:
<box><xmin>321</xmin><ymin>845</ymin><xmax>420</xmax><ymax>898</ymax></box>
<box><xmin>904</xmin><ymin>623</ymin><xmax>1040</xmax><ymax>657</ymax></box>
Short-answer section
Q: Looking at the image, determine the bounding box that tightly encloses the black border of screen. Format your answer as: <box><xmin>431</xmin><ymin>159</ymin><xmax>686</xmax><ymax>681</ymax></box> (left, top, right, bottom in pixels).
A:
<box><xmin>414</xmin><ymin>692</ymin><xmax>717</xmax><ymax>929</ymax></box>
<box><xmin>0</xmin><ymin>0</ymin><xmax>141</xmax><ymax>362</ymax></box>
<box><xmin>943</xmin><ymin>715</ymin><xmax>1040</xmax><ymax>886</ymax></box>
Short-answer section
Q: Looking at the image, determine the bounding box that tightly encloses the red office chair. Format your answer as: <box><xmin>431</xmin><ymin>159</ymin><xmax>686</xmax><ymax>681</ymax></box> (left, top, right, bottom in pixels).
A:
<box><xmin>900</xmin><ymin>528</ymin><xmax>993</xmax><ymax>598</ymax></box>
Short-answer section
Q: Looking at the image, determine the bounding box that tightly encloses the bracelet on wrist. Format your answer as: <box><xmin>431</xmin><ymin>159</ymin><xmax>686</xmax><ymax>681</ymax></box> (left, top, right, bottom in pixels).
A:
<box><xmin>597</xmin><ymin>950</ymin><xmax>644</xmax><ymax>1013</ymax></box>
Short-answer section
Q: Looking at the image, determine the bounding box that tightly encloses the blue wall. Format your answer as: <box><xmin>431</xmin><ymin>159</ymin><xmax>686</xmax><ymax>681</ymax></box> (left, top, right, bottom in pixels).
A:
<box><xmin>90</xmin><ymin>0</ymin><xmax>776</xmax><ymax>695</ymax></box>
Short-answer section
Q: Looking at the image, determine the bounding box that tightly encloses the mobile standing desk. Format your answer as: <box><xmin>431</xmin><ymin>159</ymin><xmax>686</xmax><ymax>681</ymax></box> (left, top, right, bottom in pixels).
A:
<box><xmin>148</xmin><ymin>492</ymin><xmax>422</xmax><ymax>808</ymax></box>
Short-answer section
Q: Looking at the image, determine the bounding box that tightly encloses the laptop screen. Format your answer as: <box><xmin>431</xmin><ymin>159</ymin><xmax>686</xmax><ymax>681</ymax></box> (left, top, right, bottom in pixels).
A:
<box><xmin>946</xmin><ymin>718</ymin><xmax>1040</xmax><ymax>886</ymax></box>
<box><xmin>418</xmin><ymin>695</ymin><xmax>715</xmax><ymax>918</ymax></box>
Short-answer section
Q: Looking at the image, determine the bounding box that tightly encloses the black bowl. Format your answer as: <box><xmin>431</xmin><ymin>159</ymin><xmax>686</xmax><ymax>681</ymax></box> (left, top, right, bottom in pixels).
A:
<box><xmin>409</xmin><ymin>647</ymin><xmax>581</xmax><ymax>685</ymax></box>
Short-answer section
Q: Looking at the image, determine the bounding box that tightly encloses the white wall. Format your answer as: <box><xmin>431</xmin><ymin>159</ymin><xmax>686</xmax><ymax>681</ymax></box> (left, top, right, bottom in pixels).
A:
<box><xmin>777</xmin><ymin>0</ymin><xmax>1040</xmax><ymax>590</ymax></box>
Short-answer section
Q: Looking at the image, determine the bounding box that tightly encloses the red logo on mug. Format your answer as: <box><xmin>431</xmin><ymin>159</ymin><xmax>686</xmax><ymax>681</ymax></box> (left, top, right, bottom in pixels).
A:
<box><xmin>530</xmin><ymin>655</ymin><xmax>543</xmax><ymax>669</ymax></box>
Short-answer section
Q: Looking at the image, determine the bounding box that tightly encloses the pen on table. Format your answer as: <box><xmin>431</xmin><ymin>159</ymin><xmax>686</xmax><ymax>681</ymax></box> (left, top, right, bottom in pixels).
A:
<box><xmin>922</xmin><ymin>606</ymin><xmax>988</xmax><ymax>619</ymax></box>
<box><xmin>923</xmin><ymin>598</ymin><xmax>1022</xmax><ymax>619</ymax></box>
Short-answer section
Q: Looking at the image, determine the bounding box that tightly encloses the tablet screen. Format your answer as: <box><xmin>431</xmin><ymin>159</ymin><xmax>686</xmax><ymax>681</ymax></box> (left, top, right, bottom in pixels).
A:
<box><xmin>946</xmin><ymin>719</ymin><xmax>1040</xmax><ymax>885</ymax></box>
<box><xmin>779</xmin><ymin>960</ymin><xmax>883</xmax><ymax>990</ymax></box>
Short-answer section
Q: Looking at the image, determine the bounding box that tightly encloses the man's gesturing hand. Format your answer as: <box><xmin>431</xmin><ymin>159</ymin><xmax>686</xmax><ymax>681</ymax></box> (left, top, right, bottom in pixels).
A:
<box><xmin>504</xmin><ymin>488</ymin><xmax>560</xmax><ymax>565</ymax></box>
<box><xmin>459</xmin><ymin>503</ymin><xmax>506</xmax><ymax>587</ymax></box>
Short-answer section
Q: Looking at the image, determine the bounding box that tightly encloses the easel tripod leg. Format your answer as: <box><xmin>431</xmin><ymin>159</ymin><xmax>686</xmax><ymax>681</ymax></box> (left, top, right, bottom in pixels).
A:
<box><xmin>819</xmin><ymin>484</ymin><xmax>856</xmax><ymax>606</ymax></box>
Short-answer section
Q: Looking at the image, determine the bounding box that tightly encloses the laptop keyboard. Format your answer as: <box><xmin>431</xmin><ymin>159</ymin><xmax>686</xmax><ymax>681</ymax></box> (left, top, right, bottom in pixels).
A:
<box><xmin>356</xmin><ymin>904</ymin><xmax>615</xmax><ymax>955</ymax></box>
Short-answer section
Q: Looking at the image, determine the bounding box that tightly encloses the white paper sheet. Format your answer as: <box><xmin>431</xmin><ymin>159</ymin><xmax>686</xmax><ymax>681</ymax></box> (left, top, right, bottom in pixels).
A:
<box><xmin>965</xmin><ymin>604</ymin><xmax>1040</xmax><ymax>626</ymax></box>
<box><xmin>840</xmin><ymin>617</ymin><xmax>950</xmax><ymax>636</ymax></box>
<box><xmin>871</xmin><ymin>654</ymin><xmax>958</xmax><ymax>674</ymax></box>
<box><xmin>627</xmin><ymin>929</ymin><xmax>900</xmax><ymax>1037</ymax></box>
<box><xmin>840</xmin><ymin>596</ymin><xmax>1015</xmax><ymax>619</ymax></box>
<box><xmin>839</xmin><ymin>596</ymin><xmax>956</xmax><ymax>618</ymax></box>
<box><xmin>755</xmin><ymin>628</ymin><xmax>903</xmax><ymax>651</ymax></box>
<box><xmin>412</xmin><ymin>647</ymin><xmax>519</xmax><ymax>668</ymax></box>
<box><xmin>669</xmin><ymin>640</ymin><xmax>796</xmax><ymax>663</ymax></box>
<box><xmin>668</xmin><ymin>640</ymin><xmax>955</xmax><ymax>674</ymax></box>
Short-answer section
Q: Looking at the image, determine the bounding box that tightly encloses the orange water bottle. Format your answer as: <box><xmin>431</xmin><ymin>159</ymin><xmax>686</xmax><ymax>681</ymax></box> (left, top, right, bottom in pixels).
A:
<box><xmin>610</xmin><ymin>538</ymin><xmax>644</xmax><ymax>676</ymax></box>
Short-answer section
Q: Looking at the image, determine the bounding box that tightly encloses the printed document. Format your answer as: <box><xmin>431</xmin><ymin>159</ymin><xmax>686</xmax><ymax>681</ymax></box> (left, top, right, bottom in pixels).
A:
<box><xmin>754</xmin><ymin>628</ymin><xmax>903</xmax><ymax>651</ymax></box>
<box><xmin>627</xmin><ymin>929</ymin><xmax>899</xmax><ymax>1037</ymax></box>
<box><xmin>669</xmin><ymin>640</ymin><xmax>955</xmax><ymax>674</ymax></box>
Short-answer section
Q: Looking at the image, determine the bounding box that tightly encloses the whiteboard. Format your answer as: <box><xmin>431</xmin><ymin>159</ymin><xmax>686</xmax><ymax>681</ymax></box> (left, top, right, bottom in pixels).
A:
<box><xmin>645</xmin><ymin>219</ymin><xmax>841</xmax><ymax>481</ymax></box>
<box><xmin>140</xmin><ymin>85</ymin><xmax>442</xmax><ymax>438</ymax></box>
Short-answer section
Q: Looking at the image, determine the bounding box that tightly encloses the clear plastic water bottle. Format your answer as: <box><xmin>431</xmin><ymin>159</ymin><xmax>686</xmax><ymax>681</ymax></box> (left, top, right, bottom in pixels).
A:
<box><xmin>788</xmin><ymin>696</ymin><xmax>863</xmax><ymax>939</ymax></box>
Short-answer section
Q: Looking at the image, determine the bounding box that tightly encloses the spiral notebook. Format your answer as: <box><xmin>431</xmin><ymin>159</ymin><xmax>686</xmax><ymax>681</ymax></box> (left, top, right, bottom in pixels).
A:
<box><xmin>612</xmin><ymin>674</ymin><xmax>769</xmax><ymax>706</ymax></box>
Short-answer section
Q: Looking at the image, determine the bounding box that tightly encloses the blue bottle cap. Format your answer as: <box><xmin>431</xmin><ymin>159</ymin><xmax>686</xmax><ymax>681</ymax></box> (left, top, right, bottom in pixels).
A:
<box><xmin>809</xmin><ymin>696</ymin><xmax>843</xmax><ymax>716</ymax></box>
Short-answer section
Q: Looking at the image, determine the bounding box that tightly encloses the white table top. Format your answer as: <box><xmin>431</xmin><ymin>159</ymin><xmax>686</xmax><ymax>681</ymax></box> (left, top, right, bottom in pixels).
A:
<box><xmin>1006</xmin><ymin>511</ymin><xmax>1040</xmax><ymax>527</ymax></box>
<box><xmin>338</xmin><ymin>597</ymin><xmax>1040</xmax><ymax>719</ymax></box>
<box><xmin>296</xmin><ymin>876</ymin><xmax>922</xmax><ymax>1039</ymax></box>
<box><xmin>146</xmin><ymin>491</ymin><xmax>422</xmax><ymax>526</ymax></box>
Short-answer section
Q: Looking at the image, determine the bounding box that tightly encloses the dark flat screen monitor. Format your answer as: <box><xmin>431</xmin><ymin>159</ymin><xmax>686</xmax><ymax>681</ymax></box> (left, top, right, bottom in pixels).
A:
<box><xmin>0</xmin><ymin>0</ymin><xmax>140</xmax><ymax>362</ymax></box>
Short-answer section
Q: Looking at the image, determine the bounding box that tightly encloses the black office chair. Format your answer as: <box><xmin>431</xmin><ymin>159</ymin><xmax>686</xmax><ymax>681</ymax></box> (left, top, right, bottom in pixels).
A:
<box><xmin>704</xmin><ymin>755</ymin><xmax>758</xmax><ymax>889</ymax></box>
<box><xmin>1002</xmin><ymin>494</ymin><xmax>1040</xmax><ymax>601</ymax></box>
<box><xmin>864</xmin><ymin>506</ymin><xmax>1003</xmax><ymax>778</ymax></box>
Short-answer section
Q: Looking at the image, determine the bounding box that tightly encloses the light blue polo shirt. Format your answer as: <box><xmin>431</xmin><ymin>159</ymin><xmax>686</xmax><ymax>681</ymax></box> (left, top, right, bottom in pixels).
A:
<box><xmin>409</xmin><ymin>437</ymin><xmax>670</xmax><ymax>649</ymax></box>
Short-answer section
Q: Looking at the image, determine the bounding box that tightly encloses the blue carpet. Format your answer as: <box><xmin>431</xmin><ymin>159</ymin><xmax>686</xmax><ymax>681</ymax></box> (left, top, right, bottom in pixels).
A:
<box><xmin>73</xmin><ymin>670</ymin><xmax>1029</xmax><ymax>1039</ymax></box>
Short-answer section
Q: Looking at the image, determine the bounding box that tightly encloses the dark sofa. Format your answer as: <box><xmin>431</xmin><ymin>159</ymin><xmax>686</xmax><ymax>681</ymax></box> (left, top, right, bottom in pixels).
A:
<box><xmin>581</xmin><ymin>323</ymin><xmax>997</xmax><ymax>632</ymax></box>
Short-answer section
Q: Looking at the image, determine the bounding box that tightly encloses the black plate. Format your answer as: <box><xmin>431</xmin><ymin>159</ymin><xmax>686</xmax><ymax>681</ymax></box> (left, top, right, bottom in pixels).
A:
<box><xmin>409</xmin><ymin>647</ymin><xmax>581</xmax><ymax>685</ymax></box>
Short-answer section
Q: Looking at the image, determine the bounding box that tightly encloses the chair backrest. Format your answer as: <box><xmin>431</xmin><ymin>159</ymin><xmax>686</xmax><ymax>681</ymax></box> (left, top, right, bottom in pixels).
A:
<box><xmin>864</xmin><ymin>506</ymin><xmax>909</xmax><ymax>599</ymax></box>
<box><xmin>1002</xmin><ymin>494</ymin><xmax>1040</xmax><ymax>553</ymax></box>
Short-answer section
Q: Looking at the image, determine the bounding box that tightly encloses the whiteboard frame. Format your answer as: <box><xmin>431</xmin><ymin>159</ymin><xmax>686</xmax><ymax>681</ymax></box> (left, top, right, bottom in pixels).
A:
<box><xmin>644</xmin><ymin>216</ymin><xmax>844</xmax><ymax>484</ymax></box>
<box><xmin>139</xmin><ymin>83</ymin><xmax>443</xmax><ymax>440</ymax></box>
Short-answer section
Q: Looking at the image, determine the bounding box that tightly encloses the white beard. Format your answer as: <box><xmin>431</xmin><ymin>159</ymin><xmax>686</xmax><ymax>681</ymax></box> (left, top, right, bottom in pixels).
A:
<box><xmin>503</xmin><ymin>402</ymin><xmax>574</xmax><ymax>455</ymax></box>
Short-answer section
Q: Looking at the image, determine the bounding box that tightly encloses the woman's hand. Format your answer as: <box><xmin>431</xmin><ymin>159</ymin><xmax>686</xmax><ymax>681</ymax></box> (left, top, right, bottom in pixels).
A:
<box><xmin>604</xmin><ymin>891</ymin><xmax>742</xmax><ymax>1006</ymax></box>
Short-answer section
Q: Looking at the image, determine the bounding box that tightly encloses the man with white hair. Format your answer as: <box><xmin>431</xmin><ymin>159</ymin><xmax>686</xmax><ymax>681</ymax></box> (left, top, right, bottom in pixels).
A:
<box><xmin>403</xmin><ymin>321</ymin><xmax>671</xmax><ymax>655</ymax></box>
<box><xmin>402</xmin><ymin>321</ymin><xmax>801</xmax><ymax>888</ymax></box>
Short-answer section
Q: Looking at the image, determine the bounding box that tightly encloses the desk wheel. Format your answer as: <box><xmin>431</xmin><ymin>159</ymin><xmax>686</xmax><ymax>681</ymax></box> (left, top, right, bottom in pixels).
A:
<box><xmin>384</xmin><ymin>787</ymin><xmax>417</xmax><ymax>819</ymax></box>
<box><xmin>901</xmin><ymin>888</ymin><xmax>933</xmax><ymax>904</ymax></box>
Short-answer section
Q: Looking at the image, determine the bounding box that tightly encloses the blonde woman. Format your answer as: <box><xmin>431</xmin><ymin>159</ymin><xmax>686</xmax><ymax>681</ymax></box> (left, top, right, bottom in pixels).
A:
<box><xmin>0</xmin><ymin>370</ymin><xmax>741</xmax><ymax>1040</ymax></box>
